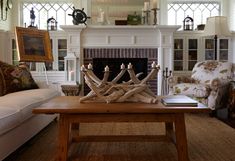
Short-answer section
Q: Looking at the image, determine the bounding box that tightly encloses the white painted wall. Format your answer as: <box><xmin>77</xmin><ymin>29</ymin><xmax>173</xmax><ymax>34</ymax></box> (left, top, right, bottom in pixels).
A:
<box><xmin>0</xmin><ymin>3</ymin><xmax>12</xmax><ymax>31</ymax></box>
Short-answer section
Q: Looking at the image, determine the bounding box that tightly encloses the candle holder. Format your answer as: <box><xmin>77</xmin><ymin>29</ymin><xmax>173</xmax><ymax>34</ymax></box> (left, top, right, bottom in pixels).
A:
<box><xmin>143</xmin><ymin>10</ymin><xmax>151</xmax><ymax>25</ymax></box>
<box><xmin>64</xmin><ymin>53</ymin><xmax>77</xmax><ymax>82</ymax></box>
<box><xmin>151</xmin><ymin>8</ymin><xmax>160</xmax><ymax>25</ymax></box>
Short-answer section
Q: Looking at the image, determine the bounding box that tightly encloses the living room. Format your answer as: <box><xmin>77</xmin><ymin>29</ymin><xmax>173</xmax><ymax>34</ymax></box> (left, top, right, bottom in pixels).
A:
<box><xmin>0</xmin><ymin>0</ymin><xmax>235</xmax><ymax>161</ymax></box>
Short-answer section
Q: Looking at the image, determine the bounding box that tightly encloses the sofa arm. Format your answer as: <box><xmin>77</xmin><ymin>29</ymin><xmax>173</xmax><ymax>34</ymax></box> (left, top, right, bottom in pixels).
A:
<box><xmin>35</xmin><ymin>81</ymin><xmax>49</xmax><ymax>89</ymax></box>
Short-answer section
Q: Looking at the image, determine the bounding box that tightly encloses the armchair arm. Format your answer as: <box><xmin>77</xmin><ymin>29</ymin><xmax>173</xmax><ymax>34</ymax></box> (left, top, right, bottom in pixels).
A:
<box><xmin>208</xmin><ymin>78</ymin><xmax>230</xmax><ymax>110</ymax></box>
<box><xmin>210</xmin><ymin>78</ymin><xmax>221</xmax><ymax>91</ymax></box>
<box><xmin>168</xmin><ymin>75</ymin><xmax>195</xmax><ymax>89</ymax></box>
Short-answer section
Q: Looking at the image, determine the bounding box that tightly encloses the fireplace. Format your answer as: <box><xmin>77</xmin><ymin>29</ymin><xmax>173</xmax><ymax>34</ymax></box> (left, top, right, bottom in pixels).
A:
<box><xmin>60</xmin><ymin>25</ymin><xmax>180</xmax><ymax>95</ymax></box>
<box><xmin>84</xmin><ymin>48</ymin><xmax>158</xmax><ymax>94</ymax></box>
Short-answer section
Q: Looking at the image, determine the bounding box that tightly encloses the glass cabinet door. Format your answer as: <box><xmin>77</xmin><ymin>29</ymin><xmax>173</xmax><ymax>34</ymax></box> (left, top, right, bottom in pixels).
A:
<box><xmin>205</xmin><ymin>39</ymin><xmax>215</xmax><ymax>60</ymax></box>
<box><xmin>58</xmin><ymin>39</ymin><xmax>67</xmax><ymax>71</ymax></box>
<box><xmin>188</xmin><ymin>39</ymin><xmax>198</xmax><ymax>70</ymax></box>
<box><xmin>204</xmin><ymin>38</ymin><xmax>229</xmax><ymax>61</ymax></box>
<box><xmin>174</xmin><ymin>39</ymin><xmax>184</xmax><ymax>71</ymax></box>
<box><xmin>219</xmin><ymin>39</ymin><xmax>228</xmax><ymax>61</ymax></box>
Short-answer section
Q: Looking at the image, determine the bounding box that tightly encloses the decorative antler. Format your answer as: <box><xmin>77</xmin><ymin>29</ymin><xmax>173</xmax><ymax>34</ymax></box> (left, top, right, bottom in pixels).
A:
<box><xmin>80</xmin><ymin>62</ymin><xmax>160</xmax><ymax>104</ymax></box>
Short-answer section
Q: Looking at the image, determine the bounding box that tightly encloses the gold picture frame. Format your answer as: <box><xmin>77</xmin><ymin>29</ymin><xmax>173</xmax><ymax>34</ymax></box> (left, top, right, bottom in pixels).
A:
<box><xmin>15</xmin><ymin>27</ymin><xmax>53</xmax><ymax>62</ymax></box>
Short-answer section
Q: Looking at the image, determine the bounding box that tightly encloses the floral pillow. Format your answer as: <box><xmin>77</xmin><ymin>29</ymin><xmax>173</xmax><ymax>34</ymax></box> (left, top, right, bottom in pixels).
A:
<box><xmin>0</xmin><ymin>61</ymin><xmax>38</xmax><ymax>96</ymax></box>
<box><xmin>172</xmin><ymin>83</ymin><xmax>210</xmax><ymax>98</ymax></box>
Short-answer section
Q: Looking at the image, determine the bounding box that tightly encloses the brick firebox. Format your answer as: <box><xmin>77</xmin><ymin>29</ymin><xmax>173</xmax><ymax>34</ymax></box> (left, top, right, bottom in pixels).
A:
<box><xmin>83</xmin><ymin>48</ymin><xmax>158</xmax><ymax>95</ymax></box>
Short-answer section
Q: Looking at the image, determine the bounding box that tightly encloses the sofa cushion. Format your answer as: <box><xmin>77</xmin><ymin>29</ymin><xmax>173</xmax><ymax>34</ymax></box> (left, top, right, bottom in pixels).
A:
<box><xmin>172</xmin><ymin>83</ymin><xmax>210</xmax><ymax>98</ymax></box>
<box><xmin>0</xmin><ymin>107</ymin><xmax>21</xmax><ymax>135</ymax></box>
<box><xmin>0</xmin><ymin>89</ymin><xmax>60</xmax><ymax>128</ymax></box>
<box><xmin>0</xmin><ymin>61</ymin><xmax>38</xmax><ymax>96</ymax></box>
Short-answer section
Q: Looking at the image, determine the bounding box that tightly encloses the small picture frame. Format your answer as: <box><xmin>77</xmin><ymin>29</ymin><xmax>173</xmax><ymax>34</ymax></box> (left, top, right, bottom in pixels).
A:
<box><xmin>15</xmin><ymin>27</ymin><xmax>53</xmax><ymax>62</ymax></box>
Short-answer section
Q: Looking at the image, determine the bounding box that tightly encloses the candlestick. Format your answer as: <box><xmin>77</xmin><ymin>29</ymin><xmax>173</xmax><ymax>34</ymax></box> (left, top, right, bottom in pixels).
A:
<box><xmin>144</xmin><ymin>10</ymin><xmax>151</xmax><ymax>25</ymax></box>
<box><xmin>151</xmin><ymin>8</ymin><xmax>160</xmax><ymax>25</ymax></box>
<box><xmin>100</xmin><ymin>11</ymin><xmax>105</xmax><ymax>22</ymax></box>
<box><xmin>121</xmin><ymin>63</ymin><xmax>125</xmax><ymax>70</ymax></box>
<box><xmin>142</xmin><ymin>8</ymin><xmax>145</xmax><ymax>17</ymax></box>
<box><xmin>104</xmin><ymin>66</ymin><xmax>109</xmax><ymax>72</ymax></box>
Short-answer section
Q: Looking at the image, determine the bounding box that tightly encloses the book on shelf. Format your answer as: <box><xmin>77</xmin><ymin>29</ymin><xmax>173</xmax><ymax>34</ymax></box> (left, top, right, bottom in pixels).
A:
<box><xmin>161</xmin><ymin>95</ymin><xmax>198</xmax><ymax>107</ymax></box>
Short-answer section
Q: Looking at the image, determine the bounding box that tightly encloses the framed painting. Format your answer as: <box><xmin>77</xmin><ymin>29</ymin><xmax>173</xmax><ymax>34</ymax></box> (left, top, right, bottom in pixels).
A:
<box><xmin>15</xmin><ymin>27</ymin><xmax>53</xmax><ymax>62</ymax></box>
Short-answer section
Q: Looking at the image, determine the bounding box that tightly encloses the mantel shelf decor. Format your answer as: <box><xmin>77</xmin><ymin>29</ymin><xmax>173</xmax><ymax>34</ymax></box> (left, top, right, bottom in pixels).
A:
<box><xmin>80</xmin><ymin>62</ymin><xmax>160</xmax><ymax>104</ymax></box>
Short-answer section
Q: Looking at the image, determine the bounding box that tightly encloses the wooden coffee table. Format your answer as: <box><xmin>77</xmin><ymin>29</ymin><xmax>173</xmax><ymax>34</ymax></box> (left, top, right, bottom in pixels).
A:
<box><xmin>33</xmin><ymin>96</ymin><xmax>210</xmax><ymax>161</ymax></box>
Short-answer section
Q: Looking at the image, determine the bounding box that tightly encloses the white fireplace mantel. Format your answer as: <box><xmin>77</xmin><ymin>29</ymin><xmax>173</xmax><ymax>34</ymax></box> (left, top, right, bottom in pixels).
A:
<box><xmin>60</xmin><ymin>25</ymin><xmax>180</xmax><ymax>94</ymax></box>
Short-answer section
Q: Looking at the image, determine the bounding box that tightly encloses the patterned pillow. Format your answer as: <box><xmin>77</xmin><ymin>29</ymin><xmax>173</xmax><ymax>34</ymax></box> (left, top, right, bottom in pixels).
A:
<box><xmin>0</xmin><ymin>61</ymin><xmax>38</xmax><ymax>96</ymax></box>
<box><xmin>172</xmin><ymin>83</ymin><xmax>210</xmax><ymax>98</ymax></box>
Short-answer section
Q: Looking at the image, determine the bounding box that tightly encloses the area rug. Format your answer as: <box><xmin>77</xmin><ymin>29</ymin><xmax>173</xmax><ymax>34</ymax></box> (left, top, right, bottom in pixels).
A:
<box><xmin>4</xmin><ymin>114</ymin><xmax>235</xmax><ymax>161</ymax></box>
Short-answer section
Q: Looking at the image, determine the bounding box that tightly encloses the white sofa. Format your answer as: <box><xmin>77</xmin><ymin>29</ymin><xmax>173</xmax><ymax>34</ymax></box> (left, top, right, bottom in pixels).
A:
<box><xmin>0</xmin><ymin>87</ymin><xmax>60</xmax><ymax>161</ymax></box>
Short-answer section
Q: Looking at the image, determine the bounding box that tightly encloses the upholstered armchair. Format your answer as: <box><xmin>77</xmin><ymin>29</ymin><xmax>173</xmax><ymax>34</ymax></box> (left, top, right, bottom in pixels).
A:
<box><xmin>168</xmin><ymin>61</ymin><xmax>233</xmax><ymax>110</ymax></box>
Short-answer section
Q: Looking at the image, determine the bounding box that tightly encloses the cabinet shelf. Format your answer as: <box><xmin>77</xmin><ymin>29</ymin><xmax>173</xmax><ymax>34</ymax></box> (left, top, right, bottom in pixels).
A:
<box><xmin>58</xmin><ymin>49</ymin><xmax>67</xmax><ymax>51</ymax></box>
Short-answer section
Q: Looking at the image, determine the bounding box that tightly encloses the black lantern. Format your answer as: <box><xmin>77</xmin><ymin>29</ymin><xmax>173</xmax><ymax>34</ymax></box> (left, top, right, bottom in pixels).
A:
<box><xmin>183</xmin><ymin>15</ymin><xmax>194</xmax><ymax>31</ymax></box>
<box><xmin>47</xmin><ymin>17</ymin><xmax>57</xmax><ymax>31</ymax></box>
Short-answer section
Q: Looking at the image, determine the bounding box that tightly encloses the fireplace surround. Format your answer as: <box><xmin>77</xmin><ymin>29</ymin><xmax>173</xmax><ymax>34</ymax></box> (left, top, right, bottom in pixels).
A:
<box><xmin>60</xmin><ymin>25</ymin><xmax>180</xmax><ymax>94</ymax></box>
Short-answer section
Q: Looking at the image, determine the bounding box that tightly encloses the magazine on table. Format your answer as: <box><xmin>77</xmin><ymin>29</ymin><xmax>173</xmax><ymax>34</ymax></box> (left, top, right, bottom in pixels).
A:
<box><xmin>161</xmin><ymin>95</ymin><xmax>198</xmax><ymax>107</ymax></box>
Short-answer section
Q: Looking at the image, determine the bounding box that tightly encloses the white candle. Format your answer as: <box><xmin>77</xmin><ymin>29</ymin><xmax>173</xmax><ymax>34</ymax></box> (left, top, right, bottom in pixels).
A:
<box><xmin>104</xmin><ymin>66</ymin><xmax>109</xmax><ymax>72</ymax></box>
<box><xmin>128</xmin><ymin>63</ymin><xmax>133</xmax><ymax>69</ymax></box>
<box><xmin>121</xmin><ymin>63</ymin><xmax>125</xmax><ymax>70</ymax></box>
<box><xmin>152</xmin><ymin>0</ymin><xmax>158</xmax><ymax>8</ymax></box>
<box><xmin>81</xmin><ymin>65</ymin><xmax>85</xmax><ymax>71</ymax></box>
<box><xmin>144</xmin><ymin>2</ymin><xmax>150</xmax><ymax>11</ymax></box>
<box><xmin>68</xmin><ymin>70</ymin><xmax>74</xmax><ymax>81</ymax></box>
<box><xmin>88</xmin><ymin>63</ymin><xmax>92</xmax><ymax>70</ymax></box>
<box><xmin>151</xmin><ymin>61</ymin><xmax>157</xmax><ymax>68</ymax></box>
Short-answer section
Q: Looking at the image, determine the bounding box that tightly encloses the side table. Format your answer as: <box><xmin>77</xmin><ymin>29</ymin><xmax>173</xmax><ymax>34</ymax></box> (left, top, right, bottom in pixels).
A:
<box><xmin>61</xmin><ymin>85</ymin><xmax>81</xmax><ymax>96</ymax></box>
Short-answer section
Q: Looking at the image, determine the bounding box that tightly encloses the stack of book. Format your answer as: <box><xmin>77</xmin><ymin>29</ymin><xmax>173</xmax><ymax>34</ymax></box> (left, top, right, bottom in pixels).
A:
<box><xmin>161</xmin><ymin>95</ymin><xmax>198</xmax><ymax>107</ymax></box>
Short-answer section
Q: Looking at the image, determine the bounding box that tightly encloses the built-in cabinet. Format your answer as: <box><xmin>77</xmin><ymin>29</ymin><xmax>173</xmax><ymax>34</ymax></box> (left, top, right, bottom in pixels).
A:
<box><xmin>173</xmin><ymin>31</ymin><xmax>231</xmax><ymax>74</ymax></box>
<box><xmin>173</xmin><ymin>37</ymin><xmax>198</xmax><ymax>71</ymax></box>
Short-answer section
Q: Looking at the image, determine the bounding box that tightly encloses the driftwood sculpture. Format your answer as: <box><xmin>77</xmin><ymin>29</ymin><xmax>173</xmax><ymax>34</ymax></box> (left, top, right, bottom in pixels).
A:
<box><xmin>80</xmin><ymin>62</ymin><xmax>160</xmax><ymax>104</ymax></box>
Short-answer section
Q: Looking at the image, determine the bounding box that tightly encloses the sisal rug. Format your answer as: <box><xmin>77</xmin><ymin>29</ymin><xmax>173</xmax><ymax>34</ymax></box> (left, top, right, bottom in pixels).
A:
<box><xmin>4</xmin><ymin>114</ymin><xmax>235</xmax><ymax>161</ymax></box>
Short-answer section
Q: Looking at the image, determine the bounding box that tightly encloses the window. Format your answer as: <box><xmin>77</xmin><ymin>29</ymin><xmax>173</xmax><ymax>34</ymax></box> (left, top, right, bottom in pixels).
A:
<box><xmin>23</xmin><ymin>3</ymin><xmax>74</xmax><ymax>30</ymax></box>
<box><xmin>168</xmin><ymin>2</ymin><xmax>220</xmax><ymax>30</ymax></box>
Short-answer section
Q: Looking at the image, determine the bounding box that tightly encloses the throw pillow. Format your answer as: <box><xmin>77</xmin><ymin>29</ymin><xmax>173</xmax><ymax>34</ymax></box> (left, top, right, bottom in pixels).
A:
<box><xmin>0</xmin><ymin>61</ymin><xmax>39</xmax><ymax>96</ymax></box>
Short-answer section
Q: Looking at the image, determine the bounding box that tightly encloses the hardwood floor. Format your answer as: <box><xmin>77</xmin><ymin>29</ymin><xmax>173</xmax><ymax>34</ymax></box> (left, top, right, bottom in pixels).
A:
<box><xmin>3</xmin><ymin>114</ymin><xmax>235</xmax><ymax>161</ymax></box>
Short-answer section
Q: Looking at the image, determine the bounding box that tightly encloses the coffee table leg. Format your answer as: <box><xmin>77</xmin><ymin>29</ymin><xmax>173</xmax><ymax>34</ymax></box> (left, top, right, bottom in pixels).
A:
<box><xmin>57</xmin><ymin>114</ymin><xmax>70</xmax><ymax>161</ymax></box>
<box><xmin>165</xmin><ymin>122</ymin><xmax>176</xmax><ymax>144</ymax></box>
<box><xmin>174</xmin><ymin>114</ymin><xmax>189</xmax><ymax>161</ymax></box>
